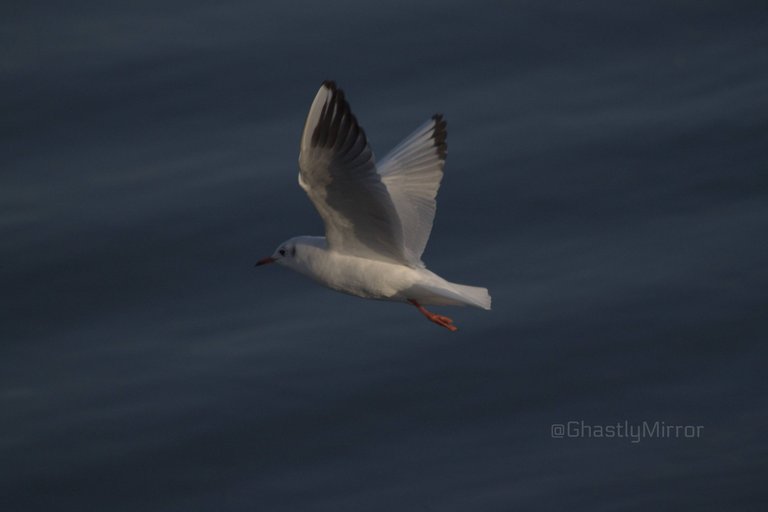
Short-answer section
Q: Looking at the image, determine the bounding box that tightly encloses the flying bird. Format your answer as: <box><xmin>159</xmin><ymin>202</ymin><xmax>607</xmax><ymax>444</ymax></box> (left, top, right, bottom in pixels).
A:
<box><xmin>256</xmin><ymin>81</ymin><xmax>490</xmax><ymax>331</ymax></box>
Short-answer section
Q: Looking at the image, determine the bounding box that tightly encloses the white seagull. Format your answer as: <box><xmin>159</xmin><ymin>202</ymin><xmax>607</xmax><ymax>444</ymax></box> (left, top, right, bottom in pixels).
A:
<box><xmin>256</xmin><ymin>81</ymin><xmax>490</xmax><ymax>331</ymax></box>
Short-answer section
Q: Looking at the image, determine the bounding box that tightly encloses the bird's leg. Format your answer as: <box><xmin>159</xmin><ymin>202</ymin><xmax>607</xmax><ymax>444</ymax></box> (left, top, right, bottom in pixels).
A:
<box><xmin>408</xmin><ymin>299</ymin><xmax>458</xmax><ymax>332</ymax></box>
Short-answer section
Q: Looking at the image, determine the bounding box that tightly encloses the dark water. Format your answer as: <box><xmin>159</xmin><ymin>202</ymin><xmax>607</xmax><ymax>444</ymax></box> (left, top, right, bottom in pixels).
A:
<box><xmin>3</xmin><ymin>1</ymin><xmax>768</xmax><ymax>509</ymax></box>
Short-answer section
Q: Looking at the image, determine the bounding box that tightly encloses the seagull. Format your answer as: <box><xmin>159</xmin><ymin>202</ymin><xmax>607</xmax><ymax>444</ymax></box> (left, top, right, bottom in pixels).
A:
<box><xmin>256</xmin><ymin>81</ymin><xmax>490</xmax><ymax>331</ymax></box>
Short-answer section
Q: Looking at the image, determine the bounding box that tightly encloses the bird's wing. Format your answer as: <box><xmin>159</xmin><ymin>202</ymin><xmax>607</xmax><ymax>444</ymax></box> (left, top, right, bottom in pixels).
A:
<box><xmin>298</xmin><ymin>81</ymin><xmax>408</xmax><ymax>265</ymax></box>
<box><xmin>377</xmin><ymin>115</ymin><xmax>447</xmax><ymax>265</ymax></box>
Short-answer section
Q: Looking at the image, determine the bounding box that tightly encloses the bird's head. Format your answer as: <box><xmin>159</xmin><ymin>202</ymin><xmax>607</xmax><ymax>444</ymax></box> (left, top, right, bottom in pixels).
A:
<box><xmin>255</xmin><ymin>239</ymin><xmax>298</xmax><ymax>268</ymax></box>
<box><xmin>255</xmin><ymin>236</ymin><xmax>326</xmax><ymax>274</ymax></box>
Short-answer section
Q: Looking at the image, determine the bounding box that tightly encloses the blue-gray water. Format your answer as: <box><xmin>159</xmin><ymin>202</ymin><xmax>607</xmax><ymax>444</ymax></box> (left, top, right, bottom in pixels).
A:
<box><xmin>3</xmin><ymin>1</ymin><xmax>767</xmax><ymax>510</ymax></box>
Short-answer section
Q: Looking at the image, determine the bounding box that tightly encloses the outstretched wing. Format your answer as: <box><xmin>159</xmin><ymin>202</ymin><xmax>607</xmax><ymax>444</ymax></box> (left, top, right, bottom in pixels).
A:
<box><xmin>378</xmin><ymin>114</ymin><xmax>447</xmax><ymax>265</ymax></box>
<box><xmin>298</xmin><ymin>81</ymin><xmax>408</xmax><ymax>265</ymax></box>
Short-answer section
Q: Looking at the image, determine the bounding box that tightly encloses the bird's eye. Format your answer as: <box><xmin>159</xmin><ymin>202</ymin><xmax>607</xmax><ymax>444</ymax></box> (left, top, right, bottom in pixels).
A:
<box><xmin>279</xmin><ymin>249</ymin><xmax>286</xmax><ymax>256</ymax></box>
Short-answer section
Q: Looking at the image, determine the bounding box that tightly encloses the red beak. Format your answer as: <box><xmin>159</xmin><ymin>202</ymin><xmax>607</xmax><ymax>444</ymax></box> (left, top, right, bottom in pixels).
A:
<box><xmin>255</xmin><ymin>256</ymin><xmax>276</xmax><ymax>267</ymax></box>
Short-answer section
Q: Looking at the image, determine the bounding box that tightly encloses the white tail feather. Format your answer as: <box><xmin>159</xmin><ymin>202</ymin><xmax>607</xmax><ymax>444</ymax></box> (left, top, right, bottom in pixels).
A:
<box><xmin>412</xmin><ymin>281</ymin><xmax>492</xmax><ymax>310</ymax></box>
<box><xmin>449</xmin><ymin>283</ymin><xmax>492</xmax><ymax>310</ymax></box>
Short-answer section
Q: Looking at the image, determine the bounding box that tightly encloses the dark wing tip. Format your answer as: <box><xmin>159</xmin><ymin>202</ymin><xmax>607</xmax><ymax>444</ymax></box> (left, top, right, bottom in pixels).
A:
<box><xmin>431</xmin><ymin>113</ymin><xmax>448</xmax><ymax>160</ymax></box>
<box><xmin>310</xmin><ymin>81</ymin><xmax>366</xmax><ymax>157</ymax></box>
<box><xmin>319</xmin><ymin>80</ymin><xmax>345</xmax><ymax>106</ymax></box>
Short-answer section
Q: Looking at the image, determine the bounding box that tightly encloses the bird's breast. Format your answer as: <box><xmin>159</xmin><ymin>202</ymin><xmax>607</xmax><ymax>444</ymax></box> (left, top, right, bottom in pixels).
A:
<box><xmin>296</xmin><ymin>248</ymin><xmax>417</xmax><ymax>301</ymax></box>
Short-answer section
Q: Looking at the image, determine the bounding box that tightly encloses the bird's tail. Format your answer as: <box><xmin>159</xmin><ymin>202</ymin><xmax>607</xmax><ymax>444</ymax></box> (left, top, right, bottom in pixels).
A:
<box><xmin>449</xmin><ymin>283</ymin><xmax>492</xmax><ymax>310</ymax></box>
<box><xmin>412</xmin><ymin>281</ymin><xmax>492</xmax><ymax>310</ymax></box>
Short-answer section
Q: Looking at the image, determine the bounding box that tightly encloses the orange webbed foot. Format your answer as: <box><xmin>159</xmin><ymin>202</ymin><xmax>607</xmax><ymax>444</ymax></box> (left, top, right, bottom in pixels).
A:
<box><xmin>408</xmin><ymin>299</ymin><xmax>459</xmax><ymax>332</ymax></box>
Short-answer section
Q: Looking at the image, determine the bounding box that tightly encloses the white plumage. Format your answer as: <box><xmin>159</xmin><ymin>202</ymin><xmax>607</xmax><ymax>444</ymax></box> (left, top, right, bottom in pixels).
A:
<box><xmin>257</xmin><ymin>81</ymin><xmax>490</xmax><ymax>331</ymax></box>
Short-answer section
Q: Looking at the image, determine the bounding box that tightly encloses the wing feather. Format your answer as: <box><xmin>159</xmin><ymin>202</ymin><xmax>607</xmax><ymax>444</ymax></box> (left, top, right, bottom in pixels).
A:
<box><xmin>298</xmin><ymin>81</ymin><xmax>408</xmax><ymax>264</ymax></box>
<box><xmin>378</xmin><ymin>115</ymin><xmax>447</xmax><ymax>265</ymax></box>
